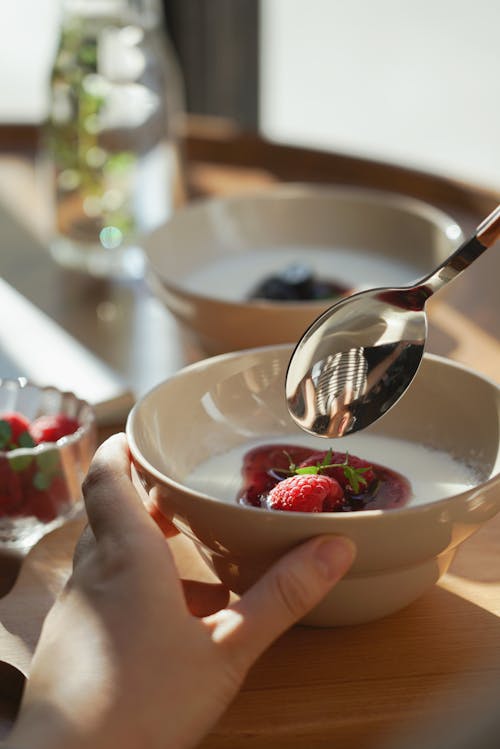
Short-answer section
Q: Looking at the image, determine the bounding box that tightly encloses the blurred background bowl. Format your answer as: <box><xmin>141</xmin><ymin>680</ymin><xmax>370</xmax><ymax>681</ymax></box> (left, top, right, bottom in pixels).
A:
<box><xmin>143</xmin><ymin>184</ymin><xmax>464</xmax><ymax>354</ymax></box>
<box><xmin>0</xmin><ymin>379</ymin><xmax>97</xmax><ymax>548</ymax></box>
<box><xmin>127</xmin><ymin>345</ymin><xmax>500</xmax><ymax>626</ymax></box>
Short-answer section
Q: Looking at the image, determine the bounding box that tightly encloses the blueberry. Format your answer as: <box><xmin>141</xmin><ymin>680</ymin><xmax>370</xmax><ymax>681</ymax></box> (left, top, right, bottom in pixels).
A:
<box><xmin>249</xmin><ymin>263</ymin><xmax>348</xmax><ymax>302</ymax></box>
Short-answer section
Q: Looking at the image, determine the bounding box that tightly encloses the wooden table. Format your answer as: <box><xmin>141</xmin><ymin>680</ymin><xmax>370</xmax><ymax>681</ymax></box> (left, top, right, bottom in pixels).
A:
<box><xmin>0</xmin><ymin>120</ymin><xmax>499</xmax><ymax>748</ymax></box>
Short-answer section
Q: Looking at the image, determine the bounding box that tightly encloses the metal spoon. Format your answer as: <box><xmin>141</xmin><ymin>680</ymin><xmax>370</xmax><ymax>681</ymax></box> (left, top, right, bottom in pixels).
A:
<box><xmin>285</xmin><ymin>204</ymin><xmax>500</xmax><ymax>438</ymax></box>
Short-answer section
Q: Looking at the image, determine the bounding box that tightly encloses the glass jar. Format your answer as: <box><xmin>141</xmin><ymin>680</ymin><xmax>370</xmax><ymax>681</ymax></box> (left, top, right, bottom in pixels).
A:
<box><xmin>43</xmin><ymin>0</ymin><xmax>185</xmax><ymax>278</ymax></box>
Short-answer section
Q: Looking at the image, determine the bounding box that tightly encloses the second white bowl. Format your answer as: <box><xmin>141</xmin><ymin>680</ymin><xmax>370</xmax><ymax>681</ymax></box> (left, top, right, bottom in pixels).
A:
<box><xmin>144</xmin><ymin>185</ymin><xmax>463</xmax><ymax>353</ymax></box>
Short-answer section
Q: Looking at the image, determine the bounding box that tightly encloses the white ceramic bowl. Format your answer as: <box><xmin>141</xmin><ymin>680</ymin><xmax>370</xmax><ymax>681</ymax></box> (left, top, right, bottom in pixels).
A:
<box><xmin>0</xmin><ymin>379</ymin><xmax>97</xmax><ymax>547</ymax></box>
<box><xmin>127</xmin><ymin>346</ymin><xmax>500</xmax><ymax>626</ymax></box>
<box><xmin>143</xmin><ymin>185</ymin><xmax>463</xmax><ymax>353</ymax></box>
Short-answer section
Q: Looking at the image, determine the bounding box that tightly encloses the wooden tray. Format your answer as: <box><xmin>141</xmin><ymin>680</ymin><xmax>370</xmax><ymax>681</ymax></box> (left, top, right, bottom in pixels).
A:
<box><xmin>0</xmin><ymin>120</ymin><xmax>499</xmax><ymax>748</ymax></box>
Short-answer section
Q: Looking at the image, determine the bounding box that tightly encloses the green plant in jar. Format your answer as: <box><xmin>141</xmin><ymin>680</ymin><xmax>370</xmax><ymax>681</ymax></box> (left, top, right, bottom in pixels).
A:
<box><xmin>44</xmin><ymin>0</ymin><xmax>184</xmax><ymax>278</ymax></box>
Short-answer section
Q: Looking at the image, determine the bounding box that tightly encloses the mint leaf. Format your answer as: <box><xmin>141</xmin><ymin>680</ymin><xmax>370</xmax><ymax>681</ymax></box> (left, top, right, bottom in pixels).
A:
<box><xmin>9</xmin><ymin>454</ymin><xmax>33</xmax><ymax>472</ymax></box>
<box><xmin>288</xmin><ymin>446</ymin><xmax>373</xmax><ymax>494</ymax></box>
<box><xmin>0</xmin><ymin>420</ymin><xmax>12</xmax><ymax>450</ymax></box>
<box><xmin>320</xmin><ymin>449</ymin><xmax>333</xmax><ymax>469</ymax></box>
<box><xmin>18</xmin><ymin>431</ymin><xmax>36</xmax><ymax>449</ymax></box>
<box><xmin>36</xmin><ymin>449</ymin><xmax>61</xmax><ymax>476</ymax></box>
<box><xmin>343</xmin><ymin>465</ymin><xmax>367</xmax><ymax>493</ymax></box>
<box><xmin>295</xmin><ymin>465</ymin><xmax>321</xmax><ymax>475</ymax></box>
<box><xmin>33</xmin><ymin>471</ymin><xmax>51</xmax><ymax>491</ymax></box>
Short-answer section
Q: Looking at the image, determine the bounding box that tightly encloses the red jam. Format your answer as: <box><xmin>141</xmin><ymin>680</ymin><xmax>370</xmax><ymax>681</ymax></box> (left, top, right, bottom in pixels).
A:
<box><xmin>237</xmin><ymin>443</ymin><xmax>411</xmax><ymax>513</ymax></box>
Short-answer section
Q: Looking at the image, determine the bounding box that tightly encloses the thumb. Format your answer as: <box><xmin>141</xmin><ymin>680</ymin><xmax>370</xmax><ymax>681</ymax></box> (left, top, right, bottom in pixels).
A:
<box><xmin>215</xmin><ymin>535</ymin><xmax>356</xmax><ymax>668</ymax></box>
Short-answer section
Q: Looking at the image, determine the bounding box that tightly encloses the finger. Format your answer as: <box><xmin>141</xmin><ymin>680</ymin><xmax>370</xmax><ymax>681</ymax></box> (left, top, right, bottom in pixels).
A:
<box><xmin>82</xmin><ymin>433</ymin><xmax>158</xmax><ymax>541</ymax></box>
<box><xmin>148</xmin><ymin>500</ymin><xmax>179</xmax><ymax>539</ymax></box>
<box><xmin>212</xmin><ymin>535</ymin><xmax>356</xmax><ymax>668</ymax></box>
<box><xmin>182</xmin><ymin>580</ymin><xmax>230</xmax><ymax>617</ymax></box>
<box><xmin>72</xmin><ymin>525</ymin><xmax>96</xmax><ymax>571</ymax></box>
<box><xmin>81</xmin><ymin>434</ymin><xmax>188</xmax><ymax>611</ymax></box>
<box><xmin>130</xmin><ymin>462</ymin><xmax>179</xmax><ymax>538</ymax></box>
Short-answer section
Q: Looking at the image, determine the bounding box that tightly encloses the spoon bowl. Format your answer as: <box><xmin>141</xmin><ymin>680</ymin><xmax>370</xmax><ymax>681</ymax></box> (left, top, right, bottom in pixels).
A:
<box><xmin>286</xmin><ymin>205</ymin><xmax>500</xmax><ymax>438</ymax></box>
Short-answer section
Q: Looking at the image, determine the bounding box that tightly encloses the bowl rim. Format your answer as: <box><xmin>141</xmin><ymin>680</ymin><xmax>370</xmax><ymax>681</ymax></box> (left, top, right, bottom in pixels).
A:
<box><xmin>0</xmin><ymin>377</ymin><xmax>97</xmax><ymax>458</ymax></box>
<box><xmin>126</xmin><ymin>348</ymin><xmax>500</xmax><ymax>521</ymax></box>
<box><xmin>144</xmin><ymin>183</ymin><xmax>464</xmax><ymax>310</ymax></box>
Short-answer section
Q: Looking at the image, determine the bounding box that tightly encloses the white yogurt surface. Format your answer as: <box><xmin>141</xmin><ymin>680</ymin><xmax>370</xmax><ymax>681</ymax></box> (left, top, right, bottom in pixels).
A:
<box><xmin>181</xmin><ymin>247</ymin><xmax>421</xmax><ymax>302</ymax></box>
<box><xmin>185</xmin><ymin>433</ymin><xmax>479</xmax><ymax>508</ymax></box>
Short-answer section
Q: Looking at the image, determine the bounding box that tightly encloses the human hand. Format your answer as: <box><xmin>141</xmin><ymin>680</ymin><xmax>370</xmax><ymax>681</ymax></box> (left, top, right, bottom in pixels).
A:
<box><xmin>6</xmin><ymin>433</ymin><xmax>355</xmax><ymax>749</ymax></box>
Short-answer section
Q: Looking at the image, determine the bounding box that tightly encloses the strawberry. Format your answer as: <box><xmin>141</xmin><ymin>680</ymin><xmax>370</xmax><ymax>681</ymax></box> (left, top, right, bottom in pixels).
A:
<box><xmin>23</xmin><ymin>485</ymin><xmax>60</xmax><ymax>522</ymax></box>
<box><xmin>0</xmin><ymin>410</ymin><xmax>82</xmax><ymax>526</ymax></box>
<box><xmin>22</xmin><ymin>470</ymin><xmax>69</xmax><ymax>522</ymax></box>
<box><xmin>0</xmin><ymin>412</ymin><xmax>35</xmax><ymax>451</ymax></box>
<box><xmin>46</xmin><ymin>473</ymin><xmax>70</xmax><ymax>512</ymax></box>
<box><xmin>0</xmin><ymin>455</ymin><xmax>24</xmax><ymax>515</ymax></box>
<box><xmin>267</xmin><ymin>473</ymin><xmax>343</xmax><ymax>513</ymax></box>
<box><xmin>29</xmin><ymin>414</ymin><xmax>80</xmax><ymax>444</ymax></box>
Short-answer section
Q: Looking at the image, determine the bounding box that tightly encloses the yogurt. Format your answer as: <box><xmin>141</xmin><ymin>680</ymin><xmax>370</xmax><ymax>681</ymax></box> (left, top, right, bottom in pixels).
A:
<box><xmin>185</xmin><ymin>433</ymin><xmax>479</xmax><ymax>509</ymax></box>
<box><xmin>181</xmin><ymin>247</ymin><xmax>421</xmax><ymax>302</ymax></box>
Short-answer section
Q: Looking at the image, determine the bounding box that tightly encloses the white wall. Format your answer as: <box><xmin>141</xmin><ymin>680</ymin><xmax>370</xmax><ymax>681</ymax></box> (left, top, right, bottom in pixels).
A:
<box><xmin>2</xmin><ymin>0</ymin><xmax>499</xmax><ymax>191</ymax></box>
<box><xmin>0</xmin><ymin>0</ymin><xmax>61</xmax><ymax>122</ymax></box>
<box><xmin>260</xmin><ymin>0</ymin><xmax>500</xmax><ymax>189</ymax></box>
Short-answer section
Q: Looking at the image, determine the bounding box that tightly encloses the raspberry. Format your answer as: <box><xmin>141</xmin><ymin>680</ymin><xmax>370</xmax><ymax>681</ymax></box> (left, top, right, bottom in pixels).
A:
<box><xmin>0</xmin><ymin>412</ymin><xmax>32</xmax><ymax>450</ymax></box>
<box><xmin>29</xmin><ymin>414</ymin><xmax>80</xmax><ymax>445</ymax></box>
<box><xmin>239</xmin><ymin>444</ymin><xmax>317</xmax><ymax>508</ymax></box>
<box><xmin>267</xmin><ymin>473</ymin><xmax>344</xmax><ymax>513</ymax></box>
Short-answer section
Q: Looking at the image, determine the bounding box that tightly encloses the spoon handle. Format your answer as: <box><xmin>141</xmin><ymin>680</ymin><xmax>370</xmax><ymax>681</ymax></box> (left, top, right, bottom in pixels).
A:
<box><xmin>423</xmin><ymin>203</ymin><xmax>500</xmax><ymax>294</ymax></box>
<box><xmin>477</xmin><ymin>204</ymin><xmax>500</xmax><ymax>247</ymax></box>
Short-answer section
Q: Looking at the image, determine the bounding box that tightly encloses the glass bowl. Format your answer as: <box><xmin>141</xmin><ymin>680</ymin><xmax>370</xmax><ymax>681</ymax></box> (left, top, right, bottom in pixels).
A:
<box><xmin>0</xmin><ymin>378</ymin><xmax>97</xmax><ymax>548</ymax></box>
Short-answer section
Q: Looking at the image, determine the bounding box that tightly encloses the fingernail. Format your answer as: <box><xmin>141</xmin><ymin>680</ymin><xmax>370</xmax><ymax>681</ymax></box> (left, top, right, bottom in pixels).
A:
<box><xmin>313</xmin><ymin>536</ymin><xmax>356</xmax><ymax>580</ymax></box>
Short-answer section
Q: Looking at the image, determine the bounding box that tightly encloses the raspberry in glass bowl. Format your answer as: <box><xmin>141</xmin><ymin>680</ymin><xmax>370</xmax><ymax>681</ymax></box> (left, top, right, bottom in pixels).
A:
<box><xmin>0</xmin><ymin>378</ymin><xmax>97</xmax><ymax>547</ymax></box>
